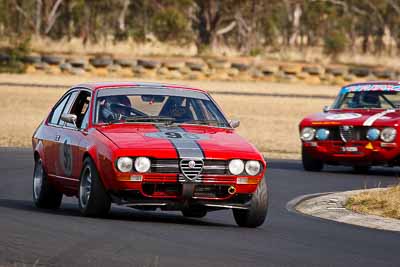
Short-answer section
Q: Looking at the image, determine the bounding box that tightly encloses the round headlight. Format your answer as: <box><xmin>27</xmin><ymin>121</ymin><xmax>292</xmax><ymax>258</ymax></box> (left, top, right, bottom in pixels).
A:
<box><xmin>315</xmin><ymin>128</ymin><xmax>330</xmax><ymax>140</ymax></box>
<box><xmin>245</xmin><ymin>160</ymin><xmax>261</xmax><ymax>176</ymax></box>
<box><xmin>229</xmin><ymin>159</ymin><xmax>244</xmax><ymax>175</ymax></box>
<box><xmin>134</xmin><ymin>157</ymin><xmax>151</xmax><ymax>173</ymax></box>
<box><xmin>117</xmin><ymin>157</ymin><xmax>133</xmax><ymax>172</ymax></box>
<box><xmin>380</xmin><ymin>127</ymin><xmax>397</xmax><ymax>142</ymax></box>
<box><xmin>300</xmin><ymin>127</ymin><xmax>315</xmax><ymax>141</ymax></box>
<box><xmin>366</xmin><ymin>128</ymin><xmax>380</xmax><ymax>141</ymax></box>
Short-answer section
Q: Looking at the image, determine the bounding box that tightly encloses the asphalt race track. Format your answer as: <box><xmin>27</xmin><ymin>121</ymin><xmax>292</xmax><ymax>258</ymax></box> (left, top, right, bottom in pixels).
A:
<box><xmin>1</xmin><ymin>149</ymin><xmax>400</xmax><ymax>267</ymax></box>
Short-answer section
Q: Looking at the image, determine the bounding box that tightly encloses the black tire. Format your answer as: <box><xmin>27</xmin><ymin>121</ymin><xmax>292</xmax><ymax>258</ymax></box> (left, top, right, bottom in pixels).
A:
<box><xmin>22</xmin><ymin>55</ymin><xmax>41</xmax><ymax>64</ymax></box>
<box><xmin>33</xmin><ymin>158</ymin><xmax>62</xmax><ymax>209</ymax></box>
<box><xmin>349</xmin><ymin>67</ymin><xmax>370</xmax><ymax>77</ymax></box>
<box><xmin>185</xmin><ymin>62</ymin><xmax>204</xmax><ymax>71</ymax></box>
<box><xmin>89</xmin><ymin>57</ymin><xmax>113</xmax><ymax>68</ymax></box>
<box><xmin>137</xmin><ymin>59</ymin><xmax>160</xmax><ymax>69</ymax></box>
<box><xmin>233</xmin><ymin>178</ymin><xmax>269</xmax><ymax>228</ymax></box>
<box><xmin>42</xmin><ymin>55</ymin><xmax>64</xmax><ymax>65</ymax></box>
<box><xmin>181</xmin><ymin>208</ymin><xmax>207</xmax><ymax>218</ymax></box>
<box><xmin>231</xmin><ymin>63</ymin><xmax>249</xmax><ymax>72</ymax></box>
<box><xmin>78</xmin><ymin>157</ymin><xmax>111</xmax><ymax>217</ymax></box>
<box><xmin>353</xmin><ymin>165</ymin><xmax>371</xmax><ymax>173</ymax></box>
<box><xmin>302</xmin><ymin>148</ymin><xmax>323</xmax><ymax>172</ymax></box>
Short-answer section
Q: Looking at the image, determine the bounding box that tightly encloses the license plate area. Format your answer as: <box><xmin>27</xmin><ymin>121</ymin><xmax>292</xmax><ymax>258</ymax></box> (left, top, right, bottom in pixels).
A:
<box><xmin>340</xmin><ymin>146</ymin><xmax>358</xmax><ymax>152</ymax></box>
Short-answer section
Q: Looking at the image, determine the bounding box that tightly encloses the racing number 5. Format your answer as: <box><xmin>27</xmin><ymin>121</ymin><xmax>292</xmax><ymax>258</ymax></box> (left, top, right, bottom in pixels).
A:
<box><xmin>165</xmin><ymin>132</ymin><xmax>182</xmax><ymax>139</ymax></box>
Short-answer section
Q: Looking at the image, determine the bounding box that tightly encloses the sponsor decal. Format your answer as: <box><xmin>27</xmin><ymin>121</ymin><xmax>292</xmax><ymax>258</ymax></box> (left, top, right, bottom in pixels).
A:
<box><xmin>363</xmin><ymin>109</ymin><xmax>395</xmax><ymax>126</ymax></box>
<box><xmin>59</xmin><ymin>138</ymin><xmax>73</xmax><ymax>176</ymax></box>
<box><xmin>340</xmin><ymin>84</ymin><xmax>400</xmax><ymax>95</ymax></box>
<box><xmin>311</xmin><ymin>121</ymin><xmax>340</xmax><ymax>125</ymax></box>
<box><xmin>326</xmin><ymin>113</ymin><xmax>362</xmax><ymax>120</ymax></box>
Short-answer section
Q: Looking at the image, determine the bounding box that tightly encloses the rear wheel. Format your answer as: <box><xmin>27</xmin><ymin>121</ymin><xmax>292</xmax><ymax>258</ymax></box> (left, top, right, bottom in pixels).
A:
<box><xmin>233</xmin><ymin>178</ymin><xmax>268</xmax><ymax>228</ymax></box>
<box><xmin>33</xmin><ymin>158</ymin><xmax>62</xmax><ymax>209</ymax></box>
<box><xmin>302</xmin><ymin>148</ymin><xmax>323</xmax><ymax>171</ymax></box>
<box><xmin>78</xmin><ymin>157</ymin><xmax>111</xmax><ymax>217</ymax></box>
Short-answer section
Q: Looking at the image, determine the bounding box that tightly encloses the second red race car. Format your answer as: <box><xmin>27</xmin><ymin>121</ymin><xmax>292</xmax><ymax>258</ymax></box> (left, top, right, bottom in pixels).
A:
<box><xmin>32</xmin><ymin>82</ymin><xmax>268</xmax><ymax>227</ymax></box>
<box><xmin>299</xmin><ymin>81</ymin><xmax>400</xmax><ymax>172</ymax></box>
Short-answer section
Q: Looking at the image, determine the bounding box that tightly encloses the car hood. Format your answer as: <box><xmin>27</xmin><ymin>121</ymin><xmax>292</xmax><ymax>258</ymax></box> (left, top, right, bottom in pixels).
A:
<box><xmin>96</xmin><ymin>124</ymin><xmax>262</xmax><ymax>159</ymax></box>
<box><xmin>300</xmin><ymin>109</ymin><xmax>400</xmax><ymax>127</ymax></box>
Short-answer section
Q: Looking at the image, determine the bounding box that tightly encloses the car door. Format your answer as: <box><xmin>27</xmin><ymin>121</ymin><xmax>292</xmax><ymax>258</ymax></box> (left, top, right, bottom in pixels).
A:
<box><xmin>55</xmin><ymin>89</ymin><xmax>92</xmax><ymax>193</ymax></box>
<box><xmin>42</xmin><ymin>91</ymin><xmax>77</xmax><ymax>177</ymax></box>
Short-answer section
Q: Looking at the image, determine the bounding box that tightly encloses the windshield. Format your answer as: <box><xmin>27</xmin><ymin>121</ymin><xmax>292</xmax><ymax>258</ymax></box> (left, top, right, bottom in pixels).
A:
<box><xmin>94</xmin><ymin>87</ymin><xmax>230</xmax><ymax>127</ymax></box>
<box><xmin>332</xmin><ymin>91</ymin><xmax>400</xmax><ymax>110</ymax></box>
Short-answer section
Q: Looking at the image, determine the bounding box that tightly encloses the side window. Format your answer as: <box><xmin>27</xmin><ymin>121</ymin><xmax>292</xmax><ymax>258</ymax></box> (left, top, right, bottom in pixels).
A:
<box><xmin>80</xmin><ymin>109</ymin><xmax>90</xmax><ymax>129</ymax></box>
<box><xmin>65</xmin><ymin>91</ymin><xmax>91</xmax><ymax>128</ymax></box>
<box><xmin>59</xmin><ymin>91</ymin><xmax>79</xmax><ymax>126</ymax></box>
<box><xmin>49</xmin><ymin>94</ymin><xmax>70</xmax><ymax>125</ymax></box>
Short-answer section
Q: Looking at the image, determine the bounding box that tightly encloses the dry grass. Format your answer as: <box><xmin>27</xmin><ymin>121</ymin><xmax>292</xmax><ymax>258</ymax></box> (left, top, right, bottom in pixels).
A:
<box><xmin>0</xmin><ymin>74</ymin><xmax>335</xmax><ymax>159</ymax></box>
<box><xmin>0</xmin><ymin>86</ymin><xmax>64</xmax><ymax>147</ymax></box>
<box><xmin>346</xmin><ymin>186</ymin><xmax>400</xmax><ymax>219</ymax></box>
<box><xmin>0</xmin><ymin>73</ymin><xmax>339</xmax><ymax>97</ymax></box>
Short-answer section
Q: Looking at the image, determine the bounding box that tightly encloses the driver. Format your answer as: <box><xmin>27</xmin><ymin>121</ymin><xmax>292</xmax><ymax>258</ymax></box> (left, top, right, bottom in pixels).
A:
<box><xmin>99</xmin><ymin>95</ymin><xmax>131</xmax><ymax>122</ymax></box>
<box><xmin>360</xmin><ymin>92</ymin><xmax>381</xmax><ymax>108</ymax></box>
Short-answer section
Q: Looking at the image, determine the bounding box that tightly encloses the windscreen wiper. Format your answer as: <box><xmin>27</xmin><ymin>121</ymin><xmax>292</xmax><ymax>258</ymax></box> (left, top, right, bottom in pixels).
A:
<box><xmin>181</xmin><ymin>119</ymin><xmax>222</xmax><ymax>126</ymax></box>
<box><xmin>125</xmin><ymin>116</ymin><xmax>176</xmax><ymax>124</ymax></box>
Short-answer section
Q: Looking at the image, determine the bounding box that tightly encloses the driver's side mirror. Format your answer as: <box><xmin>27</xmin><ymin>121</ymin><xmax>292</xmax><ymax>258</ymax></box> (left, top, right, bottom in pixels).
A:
<box><xmin>229</xmin><ymin>120</ymin><xmax>240</xmax><ymax>128</ymax></box>
<box><xmin>323</xmin><ymin>106</ymin><xmax>330</xmax><ymax>113</ymax></box>
<box><xmin>61</xmin><ymin>113</ymin><xmax>77</xmax><ymax>127</ymax></box>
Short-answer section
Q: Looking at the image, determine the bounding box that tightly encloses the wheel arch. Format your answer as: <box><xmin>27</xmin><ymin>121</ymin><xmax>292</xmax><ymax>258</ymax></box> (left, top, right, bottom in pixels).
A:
<box><xmin>81</xmin><ymin>146</ymin><xmax>113</xmax><ymax>190</ymax></box>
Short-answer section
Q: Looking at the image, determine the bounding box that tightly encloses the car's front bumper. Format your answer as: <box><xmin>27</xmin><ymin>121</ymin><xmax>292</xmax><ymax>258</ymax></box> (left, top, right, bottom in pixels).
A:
<box><xmin>107</xmin><ymin>172</ymin><xmax>263</xmax><ymax>203</ymax></box>
<box><xmin>109</xmin><ymin>189</ymin><xmax>254</xmax><ymax>210</ymax></box>
<box><xmin>302</xmin><ymin>140</ymin><xmax>400</xmax><ymax>165</ymax></box>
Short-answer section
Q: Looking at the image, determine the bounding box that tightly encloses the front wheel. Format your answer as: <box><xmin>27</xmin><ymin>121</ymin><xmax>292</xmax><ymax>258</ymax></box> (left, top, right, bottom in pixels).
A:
<box><xmin>302</xmin><ymin>148</ymin><xmax>323</xmax><ymax>171</ymax></box>
<box><xmin>78</xmin><ymin>157</ymin><xmax>111</xmax><ymax>217</ymax></box>
<box><xmin>233</xmin><ymin>178</ymin><xmax>268</xmax><ymax>228</ymax></box>
<box><xmin>33</xmin><ymin>158</ymin><xmax>62</xmax><ymax>209</ymax></box>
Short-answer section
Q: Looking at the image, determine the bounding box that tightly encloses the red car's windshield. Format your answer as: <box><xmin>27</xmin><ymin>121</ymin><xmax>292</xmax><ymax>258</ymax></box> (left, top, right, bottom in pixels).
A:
<box><xmin>332</xmin><ymin>91</ymin><xmax>400</xmax><ymax>110</ymax></box>
<box><xmin>94</xmin><ymin>87</ymin><xmax>229</xmax><ymax>127</ymax></box>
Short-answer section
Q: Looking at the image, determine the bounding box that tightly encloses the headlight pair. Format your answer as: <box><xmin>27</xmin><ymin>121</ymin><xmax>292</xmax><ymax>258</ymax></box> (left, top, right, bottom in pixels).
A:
<box><xmin>300</xmin><ymin>127</ymin><xmax>330</xmax><ymax>141</ymax></box>
<box><xmin>228</xmin><ymin>159</ymin><xmax>261</xmax><ymax>176</ymax></box>
<box><xmin>367</xmin><ymin>127</ymin><xmax>397</xmax><ymax>142</ymax></box>
<box><xmin>117</xmin><ymin>157</ymin><xmax>151</xmax><ymax>173</ymax></box>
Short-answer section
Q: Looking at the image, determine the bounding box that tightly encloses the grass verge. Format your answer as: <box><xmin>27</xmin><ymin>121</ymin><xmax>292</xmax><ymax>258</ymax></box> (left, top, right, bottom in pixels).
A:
<box><xmin>345</xmin><ymin>186</ymin><xmax>400</xmax><ymax>220</ymax></box>
<box><xmin>0</xmin><ymin>74</ymin><xmax>337</xmax><ymax>159</ymax></box>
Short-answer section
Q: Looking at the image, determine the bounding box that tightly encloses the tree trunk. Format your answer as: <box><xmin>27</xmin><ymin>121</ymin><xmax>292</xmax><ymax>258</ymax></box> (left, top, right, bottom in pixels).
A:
<box><xmin>35</xmin><ymin>0</ymin><xmax>42</xmax><ymax>37</ymax></box>
<box><xmin>118</xmin><ymin>0</ymin><xmax>130</xmax><ymax>32</ymax></box>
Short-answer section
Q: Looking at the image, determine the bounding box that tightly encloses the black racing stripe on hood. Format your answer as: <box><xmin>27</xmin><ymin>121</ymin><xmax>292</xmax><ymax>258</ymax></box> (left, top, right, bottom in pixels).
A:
<box><xmin>156</xmin><ymin>125</ymin><xmax>204</xmax><ymax>159</ymax></box>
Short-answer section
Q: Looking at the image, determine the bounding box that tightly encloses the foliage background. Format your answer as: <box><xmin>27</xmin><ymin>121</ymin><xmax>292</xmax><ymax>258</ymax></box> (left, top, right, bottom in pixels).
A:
<box><xmin>2</xmin><ymin>0</ymin><xmax>400</xmax><ymax>61</ymax></box>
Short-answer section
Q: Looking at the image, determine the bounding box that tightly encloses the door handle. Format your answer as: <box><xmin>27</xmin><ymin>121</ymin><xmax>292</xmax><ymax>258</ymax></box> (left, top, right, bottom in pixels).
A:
<box><xmin>55</xmin><ymin>135</ymin><xmax>61</xmax><ymax>141</ymax></box>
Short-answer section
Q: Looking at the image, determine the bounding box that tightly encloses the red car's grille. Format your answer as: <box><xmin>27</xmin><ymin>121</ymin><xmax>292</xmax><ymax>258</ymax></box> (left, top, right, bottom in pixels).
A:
<box><xmin>151</xmin><ymin>159</ymin><xmax>228</xmax><ymax>175</ymax></box>
<box><xmin>318</xmin><ymin>126</ymin><xmax>368</xmax><ymax>142</ymax></box>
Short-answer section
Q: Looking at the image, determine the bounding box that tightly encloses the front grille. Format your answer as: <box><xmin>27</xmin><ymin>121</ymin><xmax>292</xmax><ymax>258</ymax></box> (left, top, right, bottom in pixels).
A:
<box><xmin>339</xmin><ymin>125</ymin><xmax>353</xmax><ymax>142</ymax></box>
<box><xmin>180</xmin><ymin>159</ymin><xmax>203</xmax><ymax>180</ymax></box>
<box><xmin>151</xmin><ymin>159</ymin><xmax>179</xmax><ymax>173</ymax></box>
<box><xmin>150</xmin><ymin>159</ymin><xmax>228</xmax><ymax>175</ymax></box>
<box><xmin>316</xmin><ymin>126</ymin><xmax>368</xmax><ymax>142</ymax></box>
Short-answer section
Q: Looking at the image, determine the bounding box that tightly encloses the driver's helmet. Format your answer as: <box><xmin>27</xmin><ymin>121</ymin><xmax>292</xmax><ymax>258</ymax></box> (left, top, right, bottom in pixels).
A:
<box><xmin>99</xmin><ymin>95</ymin><xmax>131</xmax><ymax>122</ymax></box>
<box><xmin>361</xmin><ymin>92</ymin><xmax>380</xmax><ymax>107</ymax></box>
<box><xmin>162</xmin><ymin>97</ymin><xmax>193</xmax><ymax>122</ymax></box>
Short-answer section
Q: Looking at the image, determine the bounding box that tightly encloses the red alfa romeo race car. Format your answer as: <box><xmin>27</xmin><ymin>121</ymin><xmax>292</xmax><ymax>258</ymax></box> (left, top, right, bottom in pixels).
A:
<box><xmin>299</xmin><ymin>81</ymin><xmax>400</xmax><ymax>172</ymax></box>
<box><xmin>32</xmin><ymin>82</ymin><xmax>268</xmax><ymax>227</ymax></box>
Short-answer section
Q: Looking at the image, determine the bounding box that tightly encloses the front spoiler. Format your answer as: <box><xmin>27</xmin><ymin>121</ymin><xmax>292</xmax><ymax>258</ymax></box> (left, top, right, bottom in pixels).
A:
<box><xmin>110</xmin><ymin>191</ymin><xmax>253</xmax><ymax>210</ymax></box>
